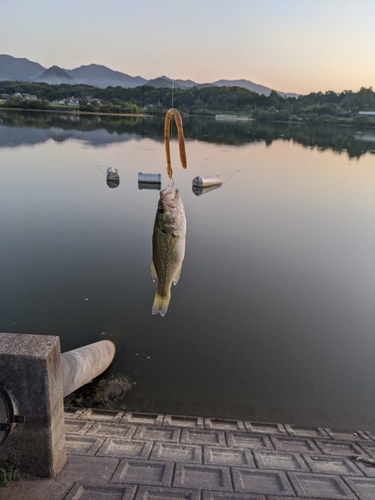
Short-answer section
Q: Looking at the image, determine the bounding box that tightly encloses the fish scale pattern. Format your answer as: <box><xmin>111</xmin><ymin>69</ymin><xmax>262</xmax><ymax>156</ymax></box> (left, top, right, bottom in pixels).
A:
<box><xmin>2</xmin><ymin>408</ymin><xmax>375</xmax><ymax>500</ymax></box>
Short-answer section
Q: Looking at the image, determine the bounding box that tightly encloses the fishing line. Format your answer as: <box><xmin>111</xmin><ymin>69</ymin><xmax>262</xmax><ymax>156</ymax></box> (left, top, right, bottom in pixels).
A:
<box><xmin>170</xmin><ymin>80</ymin><xmax>175</xmax><ymax>140</ymax></box>
<box><xmin>96</xmin><ymin>165</ymin><xmax>107</xmax><ymax>176</ymax></box>
<box><xmin>220</xmin><ymin>169</ymin><xmax>241</xmax><ymax>183</ymax></box>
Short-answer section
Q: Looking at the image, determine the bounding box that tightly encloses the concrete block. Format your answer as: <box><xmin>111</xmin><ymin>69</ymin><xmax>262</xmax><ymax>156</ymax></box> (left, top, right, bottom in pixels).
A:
<box><xmin>284</xmin><ymin>425</ymin><xmax>329</xmax><ymax>439</ymax></box>
<box><xmin>314</xmin><ymin>439</ymin><xmax>368</xmax><ymax>456</ymax></box>
<box><xmin>244</xmin><ymin>422</ymin><xmax>286</xmax><ymax>435</ymax></box>
<box><xmin>267</xmin><ymin>497</ymin><xmax>315</xmax><ymax>500</ymax></box>
<box><xmin>163</xmin><ymin>414</ymin><xmax>204</xmax><ymax>428</ymax></box>
<box><xmin>181</xmin><ymin>429</ymin><xmax>226</xmax><ymax>446</ymax></box>
<box><xmin>65</xmin><ymin>482</ymin><xmax>136</xmax><ymax>500</ymax></box>
<box><xmin>96</xmin><ymin>438</ymin><xmax>153</xmax><ymax>459</ymax></box>
<box><xmin>226</xmin><ymin>432</ymin><xmax>272</xmax><ymax>449</ymax></box>
<box><xmin>86</xmin><ymin>422</ymin><xmax>135</xmax><ymax>438</ymax></box>
<box><xmin>270</xmin><ymin>436</ymin><xmax>320</xmax><ymax>453</ymax></box>
<box><xmin>202</xmin><ymin>493</ymin><xmax>265</xmax><ymax>500</ymax></box>
<box><xmin>64</xmin><ymin>407</ymin><xmax>84</xmax><ymax>420</ymax></box>
<box><xmin>65</xmin><ymin>419</ymin><xmax>94</xmax><ymax>435</ymax></box>
<box><xmin>122</xmin><ymin>411</ymin><xmax>164</xmax><ymax>425</ymax></box>
<box><xmin>324</xmin><ymin>428</ymin><xmax>371</xmax><ymax>441</ymax></box>
<box><xmin>364</xmin><ymin>431</ymin><xmax>375</xmax><ymax>442</ymax></box>
<box><xmin>204</xmin><ymin>446</ymin><xmax>255</xmax><ymax>467</ymax></box>
<box><xmin>133</xmin><ymin>425</ymin><xmax>181</xmax><ymax>443</ymax></box>
<box><xmin>232</xmin><ymin>468</ymin><xmax>293</xmax><ymax>495</ymax></box>
<box><xmin>343</xmin><ymin>476</ymin><xmax>375</xmax><ymax>500</ymax></box>
<box><xmin>150</xmin><ymin>442</ymin><xmax>202</xmax><ymax>463</ymax></box>
<box><xmin>253</xmin><ymin>450</ymin><xmax>309</xmax><ymax>471</ymax></box>
<box><xmin>173</xmin><ymin>463</ymin><xmax>232</xmax><ymax>491</ymax></box>
<box><xmin>352</xmin><ymin>458</ymin><xmax>375</xmax><ymax>477</ymax></box>
<box><xmin>205</xmin><ymin>418</ymin><xmax>245</xmax><ymax>432</ymax></box>
<box><xmin>111</xmin><ymin>459</ymin><xmax>173</xmax><ymax>486</ymax></box>
<box><xmin>302</xmin><ymin>454</ymin><xmax>364</xmax><ymax>475</ymax></box>
<box><xmin>136</xmin><ymin>485</ymin><xmax>201</xmax><ymax>499</ymax></box>
<box><xmin>79</xmin><ymin>408</ymin><xmax>124</xmax><ymax>422</ymax></box>
<box><xmin>122</xmin><ymin>412</ymin><xmax>164</xmax><ymax>426</ymax></box>
<box><xmin>358</xmin><ymin>442</ymin><xmax>375</xmax><ymax>457</ymax></box>
<box><xmin>288</xmin><ymin>472</ymin><xmax>356</xmax><ymax>499</ymax></box>
<box><xmin>65</xmin><ymin>435</ymin><xmax>104</xmax><ymax>456</ymax></box>
<box><xmin>56</xmin><ymin>455</ymin><xmax>119</xmax><ymax>482</ymax></box>
<box><xmin>0</xmin><ymin>333</ymin><xmax>66</xmax><ymax>477</ymax></box>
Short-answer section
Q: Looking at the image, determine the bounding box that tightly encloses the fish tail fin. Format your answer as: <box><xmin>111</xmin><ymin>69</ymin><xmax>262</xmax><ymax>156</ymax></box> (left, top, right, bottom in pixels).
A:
<box><xmin>152</xmin><ymin>292</ymin><xmax>171</xmax><ymax>317</ymax></box>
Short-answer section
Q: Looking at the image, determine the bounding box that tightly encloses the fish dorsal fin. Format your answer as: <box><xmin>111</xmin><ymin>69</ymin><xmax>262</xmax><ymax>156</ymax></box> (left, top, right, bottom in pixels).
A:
<box><xmin>151</xmin><ymin>260</ymin><xmax>157</xmax><ymax>282</ymax></box>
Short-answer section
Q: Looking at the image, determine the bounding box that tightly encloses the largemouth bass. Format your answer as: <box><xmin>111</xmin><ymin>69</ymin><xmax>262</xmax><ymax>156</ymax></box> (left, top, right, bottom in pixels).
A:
<box><xmin>151</xmin><ymin>187</ymin><xmax>186</xmax><ymax>316</ymax></box>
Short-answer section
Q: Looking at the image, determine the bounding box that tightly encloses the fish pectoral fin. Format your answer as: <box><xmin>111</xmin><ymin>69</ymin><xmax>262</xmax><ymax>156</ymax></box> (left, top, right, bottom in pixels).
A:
<box><xmin>152</xmin><ymin>292</ymin><xmax>171</xmax><ymax>317</ymax></box>
<box><xmin>151</xmin><ymin>260</ymin><xmax>157</xmax><ymax>282</ymax></box>
<box><xmin>173</xmin><ymin>266</ymin><xmax>182</xmax><ymax>286</ymax></box>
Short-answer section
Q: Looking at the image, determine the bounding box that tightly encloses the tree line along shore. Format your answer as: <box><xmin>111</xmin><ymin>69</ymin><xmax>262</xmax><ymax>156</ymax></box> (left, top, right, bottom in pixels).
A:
<box><xmin>0</xmin><ymin>81</ymin><xmax>374</xmax><ymax>126</ymax></box>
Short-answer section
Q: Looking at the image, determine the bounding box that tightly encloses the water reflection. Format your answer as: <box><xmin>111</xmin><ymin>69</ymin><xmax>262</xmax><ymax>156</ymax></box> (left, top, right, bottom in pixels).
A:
<box><xmin>1</xmin><ymin>110</ymin><xmax>374</xmax><ymax>430</ymax></box>
<box><xmin>1</xmin><ymin>109</ymin><xmax>374</xmax><ymax>159</ymax></box>
<box><xmin>151</xmin><ymin>187</ymin><xmax>187</xmax><ymax>316</ymax></box>
<box><xmin>193</xmin><ymin>184</ymin><xmax>222</xmax><ymax>196</ymax></box>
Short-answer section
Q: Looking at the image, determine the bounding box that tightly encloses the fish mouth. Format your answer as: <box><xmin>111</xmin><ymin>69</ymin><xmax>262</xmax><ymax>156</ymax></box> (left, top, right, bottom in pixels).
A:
<box><xmin>159</xmin><ymin>187</ymin><xmax>180</xmax><ymax>210</ymax></box>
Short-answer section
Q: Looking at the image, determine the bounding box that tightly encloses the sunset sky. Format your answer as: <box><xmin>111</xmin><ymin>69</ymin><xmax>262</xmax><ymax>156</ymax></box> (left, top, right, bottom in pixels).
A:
<box><xmin>1</xmin><ymin>0</ymin><xmax>374</xmax><ymax>95</ymax></box>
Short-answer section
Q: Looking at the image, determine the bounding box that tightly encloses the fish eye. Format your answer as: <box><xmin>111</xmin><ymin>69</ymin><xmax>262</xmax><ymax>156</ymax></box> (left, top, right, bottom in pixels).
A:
<box><xmin>158</xmin><ymin>205</ymin><xmax>165</xmax><ymax>213</ymax></box>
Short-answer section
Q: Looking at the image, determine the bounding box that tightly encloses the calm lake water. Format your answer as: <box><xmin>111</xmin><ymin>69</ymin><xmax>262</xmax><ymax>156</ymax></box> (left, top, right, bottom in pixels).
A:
<box><xmin>1</xmin><ymin>110</ymin><xmax>374</xmax><ymax>431</ymax></box>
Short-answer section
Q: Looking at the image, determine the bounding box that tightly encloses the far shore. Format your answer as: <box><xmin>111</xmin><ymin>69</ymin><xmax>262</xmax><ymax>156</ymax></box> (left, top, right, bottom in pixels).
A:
<box><xmin>0</xmin><ymin>106</ymin><xmax>148</xmax><ymax>118</ymax></box>
<box><xmin>1</xmin><ymin>106</ymin><xmax>374</xmax><ymax>129</ymax></box>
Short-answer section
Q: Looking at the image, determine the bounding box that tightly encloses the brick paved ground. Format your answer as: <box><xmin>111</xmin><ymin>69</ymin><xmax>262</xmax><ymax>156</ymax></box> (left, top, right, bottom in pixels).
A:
<box><xmin>2</xmin><ymin>407</ymin><xmax>374</xmax><ymax>500</ymax></box>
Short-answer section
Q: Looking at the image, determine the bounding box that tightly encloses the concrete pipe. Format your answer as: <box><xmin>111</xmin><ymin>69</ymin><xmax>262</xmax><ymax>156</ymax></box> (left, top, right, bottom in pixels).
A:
<box><xmin>60</xmin><ymin>340</ymin><xmax>116</xmax><ymax>398</ymax></box>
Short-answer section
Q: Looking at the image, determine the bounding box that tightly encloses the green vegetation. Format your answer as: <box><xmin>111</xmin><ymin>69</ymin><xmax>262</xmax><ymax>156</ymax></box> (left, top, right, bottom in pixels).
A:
<box><xmin>0</xmin><ymin>461</ymin><xmax>21</xmax><ymax>487</ymax></box>
<box><xmin>4</xmin><ymin>95</ymin><xmax>50</xmax><ymax>110</ymax></box>
<box><xmin>0</xmin><ymin>81</ymin><xmax>374</xmax><ymax>125</ymax></box>
<box><xmin>80</xmin><ymin>100</ymin><xmax>142</xmax><ymax>114</ymax></box>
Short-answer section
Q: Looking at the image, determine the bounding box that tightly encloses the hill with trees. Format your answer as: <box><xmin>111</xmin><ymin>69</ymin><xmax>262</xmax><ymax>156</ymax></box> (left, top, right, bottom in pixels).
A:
<box><xmin>0</xmin><ymin>80</ymin><xmax>373</xmax><ymax>126</ymax></box>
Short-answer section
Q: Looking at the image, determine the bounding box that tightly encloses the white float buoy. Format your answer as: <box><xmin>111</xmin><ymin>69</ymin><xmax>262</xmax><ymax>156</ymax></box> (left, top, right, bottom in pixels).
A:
<box><xmin>138</xmin><ymin>172</ymin><xmax>161</xmax><ymax>190</ymax></box>
<box><xmin>106</xmin><ymin>167</ymin><xmax>120</xmax><ymax>188</ymax></box>
<box><xmin>192</xmin><ymin>175</ymin><xmax>223</xmax><ymax>188</ymax></box>
<box><xmin>192</xmin><ymin>176</ymin><xmax>223</xmax><ymax>196</ymax></box>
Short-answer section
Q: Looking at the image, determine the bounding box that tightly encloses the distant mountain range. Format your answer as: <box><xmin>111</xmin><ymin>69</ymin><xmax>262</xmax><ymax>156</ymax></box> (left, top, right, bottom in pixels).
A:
<box><xmin>0</xmin><ymin>54</ymin><xmax>299</xmax><ymax>97</ymax></box>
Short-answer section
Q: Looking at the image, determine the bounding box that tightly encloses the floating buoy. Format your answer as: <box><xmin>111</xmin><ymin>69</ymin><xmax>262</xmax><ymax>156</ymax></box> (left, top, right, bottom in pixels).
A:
<box><xmin>138</xmin><ymin>172</ymin><xmax>161</xmax><ymax>190</ymax></box>
<box><xmin>192</xmin><ymin>176</ymin><xmax>223</xmax><ymax>196</ymax></box>
<box><xmin>192</xmin><ymin>175</ymin><xmax>223</xmax><ymax>188</ymax></box>
<box><xmin>106</xmin><ymin>167</ymin><xmax>120</xmax><ymax>188</ymax></box>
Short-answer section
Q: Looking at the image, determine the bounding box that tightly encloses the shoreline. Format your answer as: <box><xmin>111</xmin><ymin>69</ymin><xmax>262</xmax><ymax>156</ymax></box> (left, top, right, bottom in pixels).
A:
<box><xmin>0</xmin><ymin>106</ymin><xmax>148</xmax><ymax>118</ymax></box>
<box><xmin>1</xmin><ymin>106</ymin><xmax>374</xmax><ymax>129</ymax></box>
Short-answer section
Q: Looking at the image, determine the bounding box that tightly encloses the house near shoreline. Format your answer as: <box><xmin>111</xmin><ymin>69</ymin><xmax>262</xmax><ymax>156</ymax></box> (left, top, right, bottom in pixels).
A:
<box><xmin>66</xmin><ymin>96</ymin><xmax>79</xmax><ymax>106</ymax></box>
<box><xmin>22</xmin><ymin>93</ymin><xmax>37</xmax><ymax>100</ymax></box>
<box><xmin>11</xmin><ymin>92</ymin><xmax>38</xmax><ymax>100</ymax></box>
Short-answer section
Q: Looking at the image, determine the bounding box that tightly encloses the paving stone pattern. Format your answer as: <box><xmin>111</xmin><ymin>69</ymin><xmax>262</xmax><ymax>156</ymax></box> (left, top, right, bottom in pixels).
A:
<box><xmin>2</xmin><ymin>409</ymin><xmax>375</xmax><ymax>500</ymax></box>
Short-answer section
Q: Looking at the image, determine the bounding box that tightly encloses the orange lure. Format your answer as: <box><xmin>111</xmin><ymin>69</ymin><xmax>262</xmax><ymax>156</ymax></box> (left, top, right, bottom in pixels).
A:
<box><xmin>164</xmin><ymin>108</ymin><xmax>187</xmax><ymax>179</ymax></box>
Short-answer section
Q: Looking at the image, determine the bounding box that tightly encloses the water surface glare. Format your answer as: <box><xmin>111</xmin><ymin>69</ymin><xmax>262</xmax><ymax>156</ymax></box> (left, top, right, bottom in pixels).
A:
<box><xmin>1</xmin><ymin>111</ymin><xmax>374</xmax><ymax>430</ymax></box>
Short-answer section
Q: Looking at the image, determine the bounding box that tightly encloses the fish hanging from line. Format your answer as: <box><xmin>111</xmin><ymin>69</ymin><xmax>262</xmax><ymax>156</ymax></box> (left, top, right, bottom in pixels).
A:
<box><xmin>151</xmin><ymin>187</ymin><xmax>186</xmax><ymax>316</ymax></box>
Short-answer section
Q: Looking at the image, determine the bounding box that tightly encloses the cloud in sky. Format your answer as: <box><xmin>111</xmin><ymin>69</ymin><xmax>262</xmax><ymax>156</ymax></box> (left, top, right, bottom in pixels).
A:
<box><xmin>1</xmin><ymin>0</ymin><xmax>374</xmax><ymax>94</ymax></box>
